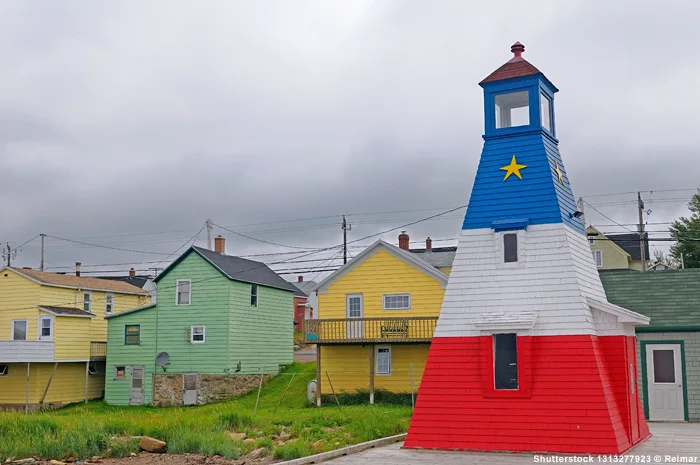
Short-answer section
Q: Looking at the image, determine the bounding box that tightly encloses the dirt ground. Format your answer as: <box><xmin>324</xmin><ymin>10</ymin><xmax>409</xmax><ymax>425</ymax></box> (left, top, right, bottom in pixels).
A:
<box><xmin>293</xmin><ymin>345</ymin><xmax>316</xmax><ymax>363</ymax></box>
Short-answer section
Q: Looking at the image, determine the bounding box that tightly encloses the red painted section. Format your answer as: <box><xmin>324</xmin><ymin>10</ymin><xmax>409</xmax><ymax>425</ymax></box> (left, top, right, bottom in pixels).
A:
<box><xmin>293</xmin><ymin>296</ymin><xmax>307</xmax><ymax>333</ymax></box>
<box><xmin>405</xmin><ymin>335</ymin><xmax>650</xmax><ymax>454</ymax></box>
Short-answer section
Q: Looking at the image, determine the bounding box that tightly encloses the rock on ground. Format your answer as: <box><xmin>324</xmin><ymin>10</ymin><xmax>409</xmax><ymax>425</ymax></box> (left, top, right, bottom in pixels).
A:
<box><xmin>139</xmin><ymin>436</ymin><xmax>167</xmax><ymax>454</ymax></box>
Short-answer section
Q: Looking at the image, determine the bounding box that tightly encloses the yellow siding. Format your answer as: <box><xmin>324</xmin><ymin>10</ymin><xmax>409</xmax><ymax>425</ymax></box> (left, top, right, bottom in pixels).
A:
<box><xmin>320</xmin><ymin>344</ymin><xmax>429</xmax><ymax>393</ymax></box>
<box><xmin>319</xmin><ymin>249</ymin><xmax>445</xmax><ymax>319</ymax></box>
<box><xmin>0</xmin><ymin>270</ymin><xmax>41</xmax><ymax>341</ymax></box>
<box><xmin>0</xmin><ymin>362</ymin><xmax>103</xmax><ymax>405</ymax></box>
<box><xmin>439</xmin><ymin>267</ymin><xmax>452</xmax><ymax>275</ymax></box>
<box><xmin>629</xmin><ymin>260</ymin><xmax>643</xmax><ymax>271</ymax></box>
<box><xmin>53</xmin><ymin>317</ymin><xmax>91</xmax><ymax>360</ymax></box>
<box><xmin>586</xmin><ymin>227</ymin><xmax>632</xmax><ymax>271</ymax></box>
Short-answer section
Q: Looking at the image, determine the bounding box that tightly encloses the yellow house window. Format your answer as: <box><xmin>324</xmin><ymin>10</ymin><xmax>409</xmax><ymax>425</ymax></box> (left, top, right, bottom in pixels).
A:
<box><xmin>83</xmin><ymin>291</ymin><xmax>92</xmax><ymax>313</ymax></box>
<box><xmin>105</xmin><ymin>293</ymin><xmax>114</xmax><ymax>314</ymax></box>
<box><xmin>383</xmin><ymin>294</ymin><xmax>411</xmax><ymax>310</ymax></box>
<box><xmin>376</xmin><ymin>346</ymin><xmax>392</xmax><ymax>375</ymax></box>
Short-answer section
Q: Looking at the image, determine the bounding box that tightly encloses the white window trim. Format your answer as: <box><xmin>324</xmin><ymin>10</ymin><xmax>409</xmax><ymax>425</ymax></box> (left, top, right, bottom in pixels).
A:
<box><xmin>114</xmin><ymin>366</ymin><xmax>126</xmax><ymax>380</ymax></box>
<box><xmin>593</xmin><ymin>249</ymin><xmax>603</xmax><ymax>268</ymax></box>
<box><xmin>346</xmin><ymin>294</ymin><xmax>364</xmax><ymax>318</ymax></box>
<box><xmin>0</xmin><ymin>364</ymin><xmax>8</xmax><ymax>376</ymax></box>
<box><xmin>83</xmin><ymin>291</ymin><xmax>92</xmax><ymax>313</ymax></box>
<box><xmin>382</xmin><ymin>293</ymin><xmax>411</xmax><ymax>311</ymax></box>
<box><xmin>176</xmin><ymin>279</ymin><xmax>192</xmax><ymax>306</ymax></box>
<box><xmin>495</xmin><ymin>230</ymin><xmax>527</xmax><ymax>269</ymax></box>
<box><xmin>11</xmin><ymin>319</ymin><xmax>28</xmax><ymax>341</ymax></box>
<box><xmin>105</xmin><ymin>292</ymin><xmax>114</xmax><ymax>314</ymax></box>
<box><xmin>38</xmin><ymin>315</ymin><xmax>53</xmax><ymax>341</ymax></box>
<box><xmin>375</xmin><ymin>345</ymin><xmax>392</xmax><ymax>375</ymax></box>
<box><xmin>190</xmin><ymin>325</ymin><xmax>206</xmax><ymax>344</ymax></box>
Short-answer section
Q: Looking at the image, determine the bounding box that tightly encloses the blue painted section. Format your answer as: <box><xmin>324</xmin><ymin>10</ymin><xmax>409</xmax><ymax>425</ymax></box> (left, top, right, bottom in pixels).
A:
<box><xmin>462</xmin><ymin>130</ymin><xmax>584</xmax><ymax>234</ymax></box>
<box><xmin>492</xmin><ymin>218</ymin><xmax>530</xmax><ymax>232</ymax></box>
<box><xmin>462</xmin><ymin>69</ymin><xmax>584</xmax><ymax>235</ymax></box>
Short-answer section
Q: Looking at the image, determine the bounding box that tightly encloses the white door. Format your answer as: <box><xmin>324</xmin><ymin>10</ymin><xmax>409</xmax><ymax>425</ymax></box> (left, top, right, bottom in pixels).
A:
<box><xmin>38</xmin><ymin>315</ymin><xmax>53</xmax><ymax>341</ymax></box>
<box><xmin>183</xmin><ymin>373</ymin><xmax>198</xmax><ymax>405</ymax></box>
<box><xmin>346</xmin><ymin>294</ymin><xmax>364</xmax><ymax>339</ymax></box>
<box><xmin>130</xmin><ymin>366</ymin><xmax>145</xmax><ymax>405</ymax></box>
<box><xmin>646</xmin><ymin>344</ymin><xmax>684</xmax><ymax>421</ymax></box>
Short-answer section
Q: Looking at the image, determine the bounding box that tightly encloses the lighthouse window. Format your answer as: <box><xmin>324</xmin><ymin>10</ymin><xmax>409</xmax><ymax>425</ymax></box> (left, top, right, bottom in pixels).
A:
<box><xmin>495</xmin><ymin>91</ymin><xmax>529</xmax><ymax>128</ymax></box>
<box><xmin>494</xmin><ymin>333</ymin><xmax>518</xmax><ymax>390</ymax></box>
<box><xmin>540</xmin><ymin>92</ymin><xmax>552</xmax><ymax>132</ymax></box>
<box><xmin>503</xmin><ymin>233</ymin><xmax>518</xmax><ymax>263</ymax></box>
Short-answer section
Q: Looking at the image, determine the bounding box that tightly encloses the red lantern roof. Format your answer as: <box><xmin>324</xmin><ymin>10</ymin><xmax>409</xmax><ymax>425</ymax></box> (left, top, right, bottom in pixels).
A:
<box><xmin>480</xmin><ymin>42</ymin><xmax>541</xmax><ymax>84</ymax></box>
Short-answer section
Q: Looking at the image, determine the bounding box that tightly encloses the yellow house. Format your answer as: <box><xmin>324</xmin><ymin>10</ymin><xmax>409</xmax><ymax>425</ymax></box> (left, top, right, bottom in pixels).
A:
<box><xmin>0</xmin><ymin>267</ymin><xmax>151</xmax><ymax>411</ymax></box>
<box><xmin>586</xmin><ymin>226</ymin><xmax>649</xmax><ymax>271</ymax></box>
<box><xmin>307</xmin><ymin>233</ymin><xmax>453</xmax><ymax>404</ymax></box>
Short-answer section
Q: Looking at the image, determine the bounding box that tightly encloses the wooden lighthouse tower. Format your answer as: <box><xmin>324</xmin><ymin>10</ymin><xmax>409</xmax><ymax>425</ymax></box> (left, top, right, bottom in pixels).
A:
<box><xmin>404</xmin><ymin>43</ymin><xmax>651</xmax><ymax>454</ymax></box>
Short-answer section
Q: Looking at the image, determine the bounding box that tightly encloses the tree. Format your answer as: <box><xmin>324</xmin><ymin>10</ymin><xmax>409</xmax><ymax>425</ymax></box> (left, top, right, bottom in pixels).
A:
<box><xmin>669</xmin><ymin>188</ymin><xmax>700</xmax><ymax>268</ymax></box>
<box><xmin>651</xmin><ymin>249</ymin><xmax>677</xmax><ymax>267</ymax></box>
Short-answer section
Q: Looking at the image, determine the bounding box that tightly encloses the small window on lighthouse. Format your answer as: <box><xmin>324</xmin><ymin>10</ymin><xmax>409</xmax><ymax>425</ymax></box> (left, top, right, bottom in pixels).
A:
<box><xmin>503</xmin><ymin>233</ymin><xmax>518</xmax><ymax>263</ymax></box>
<box><xmin>540</xmin><ymin>92</ymin><xmax>552</xmax><ymax>132</ymax></box>
<box><xmin>494</xmin><ymin>333</ymin><xmax>518</xmax><ymax>390</ymax></box>
<box><xmin>495</xmin><ymin>91</ymin><xmax>529</xmax><ymax>128</ymax></box>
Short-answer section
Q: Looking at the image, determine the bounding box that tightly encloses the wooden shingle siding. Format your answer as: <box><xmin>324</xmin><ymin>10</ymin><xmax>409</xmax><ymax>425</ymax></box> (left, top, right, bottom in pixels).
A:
<box><xmin>229</xmin><ymin>282</ymin><xmax>292</xmax><ymax>373</ymax></box>
<box><xmin>154</xmin><ymin>253</ymin><xmax>230</xmax><ymax>374</ymax></box>
<box><xmin>105</xmin><ymin>306</ymin><xmax>157</xmax><ymax>406</ymax></box>
<box><xmin>436</xmin><ymin>223</ymin><xmax>607</xmax><ymax>337</ymax></box>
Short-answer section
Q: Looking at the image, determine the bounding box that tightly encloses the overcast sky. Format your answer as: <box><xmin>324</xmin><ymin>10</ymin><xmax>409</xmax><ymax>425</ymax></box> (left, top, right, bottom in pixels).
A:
<box><xmin>1</xmin><ymin>0</ymin><xmax>698</xmax><ymax>278</ymax></box>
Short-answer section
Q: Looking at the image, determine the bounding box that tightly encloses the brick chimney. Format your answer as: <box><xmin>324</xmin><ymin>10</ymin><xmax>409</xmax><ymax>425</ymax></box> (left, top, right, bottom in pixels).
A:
<box><xmin>298</xmin><ymin>275</ymin><xmax>304</xmax><ymax>283</ymax></box>
<box><xmin>398</xmin><ymin>231</ymin><xmax>410</xmax><ymax>250</ymax></box>
<box><xmin>214</xmin><ymin>235</ymin><xmax>225</xmax><ymax>253</ymax></box>
<box><xmin>75</xmin><ymin>262</ymin><xmax>81</xmax><ymax>277</ymax></box>
<box><xmin>426</xmin><ymin>237</ymin><xmax>432</xmax><ymax>251</ymax></box>
<box><xmin>129</xmin><ymin>267</ymin><xmax>136</xmax><ymax>278</ymax></box>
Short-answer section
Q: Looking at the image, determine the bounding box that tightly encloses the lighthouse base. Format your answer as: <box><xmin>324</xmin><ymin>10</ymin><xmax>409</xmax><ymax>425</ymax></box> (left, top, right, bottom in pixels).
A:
<box><xmin>405</xmin><ymin>335</ymin><xmax>650</xmax><ymax>454</ymax></box>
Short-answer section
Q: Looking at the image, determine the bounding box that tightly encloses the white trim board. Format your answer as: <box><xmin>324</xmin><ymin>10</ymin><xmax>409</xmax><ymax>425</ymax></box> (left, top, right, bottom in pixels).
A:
<box><xmin>313</xmin><ymin>240</ymin><xmax>449</xmax><ymax>295</ymax></box>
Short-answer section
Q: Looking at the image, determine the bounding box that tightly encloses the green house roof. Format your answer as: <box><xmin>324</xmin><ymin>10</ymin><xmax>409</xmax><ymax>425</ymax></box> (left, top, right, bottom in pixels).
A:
<box><xmin>600</xmin><ymin>269</ymin><xmax>700</xmax><ymax>330</ymax></box>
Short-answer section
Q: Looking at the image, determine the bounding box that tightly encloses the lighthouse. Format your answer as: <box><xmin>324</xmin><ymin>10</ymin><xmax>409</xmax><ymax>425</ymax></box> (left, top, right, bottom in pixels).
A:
<box><xmin>404</xmin><ymin>43</ymin><xmax>651</xmax><ymax>454</ymax></box>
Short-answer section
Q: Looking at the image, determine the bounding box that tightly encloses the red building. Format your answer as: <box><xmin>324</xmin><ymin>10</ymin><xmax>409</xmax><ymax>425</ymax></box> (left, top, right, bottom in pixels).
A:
<box><xmin>404</xmin><ymin>43</ymin><xmax>651</xmax><ymax>454</ymax></box>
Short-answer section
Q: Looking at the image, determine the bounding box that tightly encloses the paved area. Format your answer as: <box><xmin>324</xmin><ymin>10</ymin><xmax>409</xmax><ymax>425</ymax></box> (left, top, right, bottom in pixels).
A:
<box><xmin>294</xmin><ymin>345</ymin><xmax>317</xmax><ymax>363</ymax></box>
<box><xmin>324</xmin><ymin>423</ymin><xmax>700</xmax><ymax>464</ymax></box>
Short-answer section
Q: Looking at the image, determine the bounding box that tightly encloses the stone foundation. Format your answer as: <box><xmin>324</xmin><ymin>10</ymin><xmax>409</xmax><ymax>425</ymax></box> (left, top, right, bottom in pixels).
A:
<box><xmin>153</xmin><ymin>373</ymin><xmax>273</xmax><ymax>407</ymax></box>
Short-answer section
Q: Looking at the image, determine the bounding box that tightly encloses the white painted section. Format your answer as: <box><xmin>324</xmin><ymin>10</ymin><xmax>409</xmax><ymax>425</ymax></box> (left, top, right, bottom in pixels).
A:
<box><xmin>0</xmin><ymin>341</ymin><xmax>55</xmax><ymax>362</ymax></box>
<box><xmin>646</xmin><ymin>344</ymin><xmax>685</xmax><ymax>421</ymax></box>
<box><xmin>434</xmin><ymin>223</ymin><xmax>635</xmax><ymax>337</ymax></box>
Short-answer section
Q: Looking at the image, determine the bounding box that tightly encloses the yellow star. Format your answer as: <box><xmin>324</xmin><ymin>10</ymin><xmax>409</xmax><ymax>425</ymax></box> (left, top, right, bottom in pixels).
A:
<box><xmin>500</xmin><ymin>155</ymin><xmax>527</xmax><ymax>181</ymax></box>
<box><xmin>554</xmin><ymin>161</ymin><xmax>565</xmax><ymax>186</ymax></box>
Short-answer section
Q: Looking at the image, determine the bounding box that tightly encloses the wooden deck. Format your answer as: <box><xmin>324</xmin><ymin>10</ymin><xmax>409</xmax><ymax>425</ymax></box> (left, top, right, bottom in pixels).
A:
<box><xmin>304</xmin><ymin>317</ymin><xmax>438</xmax><ymax>344</ymax></box>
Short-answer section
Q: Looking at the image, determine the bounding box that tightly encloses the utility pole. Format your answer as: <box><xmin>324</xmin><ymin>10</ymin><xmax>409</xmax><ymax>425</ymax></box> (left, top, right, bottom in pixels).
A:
<box><xmin>637</xmin><ymin>192</ymin><xmax>647</xmax><ymax>272</ymax></box>
<box><xmin>5</xmin><ymin>244</ymin><xmax>11</xmax><ymax>267</ymax></box>
<box><xmin>40</xmin><ymin>233</ymin><xmax>46</xmax><ymax>271</ymax></box>
<box><xmin>577</xmin><ymin>197</ymin><xmax>586</xmax><ymax>228</ymax></box>
<box><xmin>206</xmin><ymin>219</ymin><xmax>213</xmax><ymax>251</ymax></box>
<box><xmin>342</xmin><ymin>215</ymin><xmax>351</xmax><ymax>264</ymax></box>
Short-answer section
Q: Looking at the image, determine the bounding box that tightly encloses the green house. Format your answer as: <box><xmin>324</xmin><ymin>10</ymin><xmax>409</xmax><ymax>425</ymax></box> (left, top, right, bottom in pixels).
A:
<box><xmin>601</xmin><ymin>269</ymin><xmax>700</xmax><ymax>422</ymax></box>
<box><xmin>104</xmin><ymin>242</ymin><xmax>298</xmax><ymax>406</ymax></box>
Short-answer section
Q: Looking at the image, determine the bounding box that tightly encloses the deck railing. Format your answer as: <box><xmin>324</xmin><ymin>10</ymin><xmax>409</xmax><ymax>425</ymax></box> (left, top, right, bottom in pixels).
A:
<box><xmin>90</xmin><ymin>341</ymin><xmax>107</xmax><ymax>360</ymax></box>
<box><xmin>304</xmin><ymin>316</ymin><xmax>438</xmax><ymax>344</ymax></box>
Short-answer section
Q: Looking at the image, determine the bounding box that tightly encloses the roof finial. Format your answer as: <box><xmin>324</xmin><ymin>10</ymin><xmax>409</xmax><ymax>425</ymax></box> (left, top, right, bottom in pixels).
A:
<box><xmin>511</xmin><ymin>41</ymin><xmax>525</xmax><ymax>58</ymax></box>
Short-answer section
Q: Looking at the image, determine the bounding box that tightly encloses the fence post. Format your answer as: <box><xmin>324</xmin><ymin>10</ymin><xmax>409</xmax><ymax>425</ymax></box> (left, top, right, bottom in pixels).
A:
<box><xmin>325</xmin><ymin>371</ymin><xmax>342</xmax><ymax>412</ymax></box>
<box><xmin>410</xmin><ymin>362</ymin><xmax>414</xmax><ymax>410</ymax></box>
<box><xmin>369</xmin><ymin>344</ymin><xmax>375</xmax><ymax>404</ymax></box>
<box><xmin>273</xmin><ymin>373</ymin><xmax>296</xmax><ymax>414</ymax></box>
<box><xmin>316</xmin><ymin>345</ymin><xmax>322</xmax><ymax>406</ymax></box>
<box><xmin>253</xmin><ymin>373</ymin><xmax>264</xmax><ymax>416</ymax></box>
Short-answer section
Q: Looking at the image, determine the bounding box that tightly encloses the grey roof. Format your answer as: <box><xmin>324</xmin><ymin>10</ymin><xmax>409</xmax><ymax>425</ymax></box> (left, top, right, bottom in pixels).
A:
<box><xmin>606</xmin><ymin>233</ymin><xmax>650</xmax><ymax>261</ymax></box>
<box><xmin>292</xmin><ymin>280</ymin><xmax>319</xmax><ymax>297</ymax></box>
<box><xmin>408</xmin><ymin>246</ymin><xmax>457</xmax><ymax>269</ymax></box>
<box><xmin>39</xmin><ymin>306</ymin><xmax>95</xmax><ymax>317</ymax></box>
<box><xmin>180</xmin><ymin>246</ymin><xmax>299</xmax><ymax>293</ymax></box>
<box><xmin>94</xmin><ymin>275</ymin><xmax>151</xmax><ymax>289</ymax></box>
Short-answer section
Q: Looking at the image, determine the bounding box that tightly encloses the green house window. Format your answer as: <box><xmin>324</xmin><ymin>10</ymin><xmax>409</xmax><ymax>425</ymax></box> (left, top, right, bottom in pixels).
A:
<box><xmin>250</xmin><ymin>284</ymin><xmax>258</xmax><ymax>307</ymax></box>
<box><xmin>125</xmin><ymin>325</ymin><xmax>141</xmax><ymax>345</ymax></box>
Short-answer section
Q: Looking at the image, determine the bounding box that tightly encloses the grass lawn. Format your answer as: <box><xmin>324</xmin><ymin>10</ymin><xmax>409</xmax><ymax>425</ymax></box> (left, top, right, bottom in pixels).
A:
<box><xmin>0</xmin><ymin>362</ymin><xmax>412</xmax><ymax>462</ymax></box>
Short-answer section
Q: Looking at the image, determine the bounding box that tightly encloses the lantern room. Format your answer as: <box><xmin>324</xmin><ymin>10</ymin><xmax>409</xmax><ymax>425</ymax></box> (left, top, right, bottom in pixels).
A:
<box><xmin>480</xmin><ymin>42</ymin><xmax>557</xmax><ymax>137</ymax></box>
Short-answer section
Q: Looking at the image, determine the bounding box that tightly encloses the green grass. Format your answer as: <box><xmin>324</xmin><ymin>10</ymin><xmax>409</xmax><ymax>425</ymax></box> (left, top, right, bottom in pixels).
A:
<box><xmin>0</xmin><ymin>363</ymin><xmax>411</xmax><ymax>462</ymax></box>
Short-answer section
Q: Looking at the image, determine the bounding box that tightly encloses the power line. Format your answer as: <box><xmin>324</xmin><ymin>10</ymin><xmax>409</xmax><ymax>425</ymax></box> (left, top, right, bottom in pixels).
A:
<box><xmin>45</xmin><ymin>235</ymin><xmax>173</xmax><ymax>255</ymax></box>
<box><xmin>582</xmin><ymin>201</ymin><xmax>634</xmax><ymax>233</ymax></box>
<box><xmin>212</xmin><ymin>222</ymin><xmax>325</xmax><ymax>250</ymax></box>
